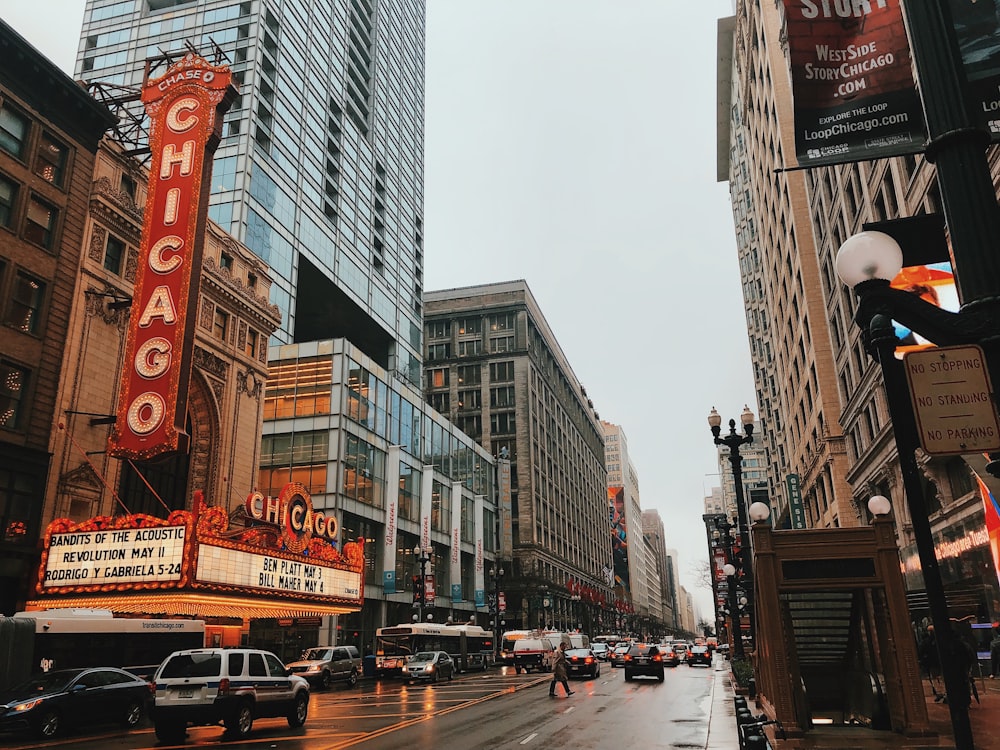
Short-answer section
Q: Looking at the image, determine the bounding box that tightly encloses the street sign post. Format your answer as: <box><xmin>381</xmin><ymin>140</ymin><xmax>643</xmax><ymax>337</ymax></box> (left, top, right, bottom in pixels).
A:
<box><xmin>904</xmin><ymin>344</ymin><xmax>1000</xmax><ymax>455</ymax></box>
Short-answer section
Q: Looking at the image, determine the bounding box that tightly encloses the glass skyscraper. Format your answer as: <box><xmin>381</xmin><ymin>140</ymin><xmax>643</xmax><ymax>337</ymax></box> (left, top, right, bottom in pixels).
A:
<box><xmin>77</xmin><ymin>0</ymin><xmax>426</xmax><ymax>384</ymax></box>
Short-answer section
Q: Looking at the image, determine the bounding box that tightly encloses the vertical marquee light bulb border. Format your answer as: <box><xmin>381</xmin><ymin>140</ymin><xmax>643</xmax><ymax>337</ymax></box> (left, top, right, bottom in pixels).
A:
<box><xmin>109</xmin><ymin>55</ymin><xmax>237</xmax><ymax>460</ymax></box>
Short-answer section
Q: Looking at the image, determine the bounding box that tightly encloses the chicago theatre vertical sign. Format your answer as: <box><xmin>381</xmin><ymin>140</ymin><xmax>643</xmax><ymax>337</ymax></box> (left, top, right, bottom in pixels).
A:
<box><xmin>109</xmin><ymin>56</ymin><xmax>236</xmax><ymax>460</ymax></box>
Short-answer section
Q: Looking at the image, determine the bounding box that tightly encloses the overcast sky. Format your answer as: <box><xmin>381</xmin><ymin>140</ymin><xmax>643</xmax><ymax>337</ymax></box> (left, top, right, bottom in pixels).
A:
<box><xmin>5</xmin><ymin>0</ymin><xmax>749</xmax><ymax>625</ymax></box>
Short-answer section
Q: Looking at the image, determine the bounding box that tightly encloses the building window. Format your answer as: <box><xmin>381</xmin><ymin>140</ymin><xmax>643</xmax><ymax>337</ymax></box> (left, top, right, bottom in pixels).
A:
<box><xmin>490</xmin><ymin>361</ymin><xmax>515</xmax><ymax>381</ymax></box>
<box><xmin>220</xmin><ymin>251</ymin><xmax>233</xmax><ymax>270</ymax></box>
<box><xmin>428</xmin><ymin>367</ymin><xmax>449</xmax><ymax>388</ymax></box>
<box><xmin>245</xmin><ymin>328</ymin><xmax>259</xmax><ymax>359</ymax></box>
<box><xmin>457</xmin><ymin>414</ymin><xmax>482</xmax><ymax>439</ymax></box>
<box><xmin>342</xmin><ymin>433</ymin><xmax>385</xmax><ymax>508</ymax></box>
<box><xmin>456</xmin><ymin>364</ymin><xmax>481</xmax><ymax>385</ymax></box>
<box><xmin>33</xmin><ymin>133</ymin><xmax>68</xmax><ymax>187</ymax></box>
<box><xmin>426</xmin><ymin>343</ymin><xmax>450</xmax><ymax>361</ymax></box>
<box><xmin>427</xmin><ymin>320</ymin><xmax>450</xmax><ymax>338</ymax></box>
<box><xmin>489</xmin><ymin>335</ymin><xmax>514</xmax><ymax>353</ymax></box>
<box><xmin>490</xmin><ymin>386</ymin><xmax>515</xmax><ymax>407</ymax></box>
<box><xmin>458</xmin><ymin>339</ymin><xmax>482</xmax><ymax>357</ymax></box>
<box><xmin>0</xmin><ymin>360</ymin><xmax>28</xmax><ymax>429</ymax></box>
<box><xmin>457</xmin><ymin>317</ymin><xmax>481</xmax><ymax>335</ymax></box>
<box><xmin>0</xmin><ymin>174</ymin><xmax>16</xmax><ymax>228</ymax></box>
<box><xmin>213</xmin><ymin>307</ymin><xmax>229</xmax><ymax>341</ymax></box>
<box><xmin>24</xmin><ymin>197</ymin><xmax>57</xmax><ymax>249</ymax></box>
<box><xmin>398</xmin><ymin>464</ymin><xmax>420</xmax><ymax>521</ymax></box>
<box><xmin>5</xmin><ymin>272</ymin><xmax>45</xmax><ymax>334</ymax></box>
<box><xmin>490</xmin><ymin>411</ymin><xmax>516</xmax><ymax>435</ymax></box>
<box><xmin>428</xmin><ymin>392</ymin><xmax>449</xmax><ymax>412</ymax></box>
<box><xmin>0</xmin><ymin>105</ymin><xmax>28</xmax><ymax>160</ymax></box>
<box><xmin>457</xmin><ymin>389</ymin><xmax>481</xmax><ymax>409</ymax></box>
<box><xmin>258</xmin><ymin>430</ymin><xmax>328</xmax><ymax>496</ymax></box>
<box><xmin>120</xmin><ymin>173</ymin><xmax>137</xmax><ymax>200</ymax></box>
<box><xmin>104</xmin><ymin>235</ymin><xmax>125</xmax><ymax>274</ymax></box>
<box><xmin>488</xmin><ymin>312</ymin><xmax>514</xmax><ymax>331</ymax></box>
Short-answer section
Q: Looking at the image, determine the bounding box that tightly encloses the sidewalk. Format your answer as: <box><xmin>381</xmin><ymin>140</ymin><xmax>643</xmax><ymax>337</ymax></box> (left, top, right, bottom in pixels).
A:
<box><xmin>708</xmin><ymin>671</ymin><xmax>1000</xmax><ymax>750</ymax></box>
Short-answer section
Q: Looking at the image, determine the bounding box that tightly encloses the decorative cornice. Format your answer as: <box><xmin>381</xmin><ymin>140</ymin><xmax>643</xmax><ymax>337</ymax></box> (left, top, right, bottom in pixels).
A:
<box><xmin>194</xmin><ymin>345</ymin><xmax>229</xmax><ymax>381</ymax></box>
<box><xmin>202</xmin><ymin>255</ymin><xmax>282</xmax><ymax>330</ymax></box>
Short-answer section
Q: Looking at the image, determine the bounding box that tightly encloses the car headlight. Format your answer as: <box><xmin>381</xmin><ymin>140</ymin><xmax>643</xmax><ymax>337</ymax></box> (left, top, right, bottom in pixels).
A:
<box><xmin>14</xmin><ymin>698</ymin><xmax>44</xmax><ymax>713</ymax></box>
<box><xmin>401</xmin><ymin>665</ymin><xmax>409</xmax><ymax>673</ymax></box>
<box><xmin>426</xmin><ymin>664</ymin><xmax>435</xmax><ymax>672</ymax></box>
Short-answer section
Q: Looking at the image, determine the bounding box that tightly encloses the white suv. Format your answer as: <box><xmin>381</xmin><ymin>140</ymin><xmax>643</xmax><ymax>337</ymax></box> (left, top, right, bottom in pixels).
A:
<box><xmin>151</xmin><ymin>648</ymin><xmax>310</xmax><ymax>742</ymax></box>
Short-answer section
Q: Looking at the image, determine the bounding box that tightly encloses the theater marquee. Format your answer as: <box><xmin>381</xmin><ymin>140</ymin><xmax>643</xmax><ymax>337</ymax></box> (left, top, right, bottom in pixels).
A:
<box><xmin>109</xmin><ymin>54</ymin><xmax>236</xmax><ymax>461</ymax></box>
<box><xmin>30</xmin><ymin>485</ymin><xmax>364</xmax><ymax>618</ymax></box>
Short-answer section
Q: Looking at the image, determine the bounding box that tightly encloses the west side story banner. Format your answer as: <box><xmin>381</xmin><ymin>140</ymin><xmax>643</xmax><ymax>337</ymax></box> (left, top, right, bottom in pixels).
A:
<box><xmin>783</xmin><ymin>0</ymin><xmax>925</xmax><ymax>166</ymax></box>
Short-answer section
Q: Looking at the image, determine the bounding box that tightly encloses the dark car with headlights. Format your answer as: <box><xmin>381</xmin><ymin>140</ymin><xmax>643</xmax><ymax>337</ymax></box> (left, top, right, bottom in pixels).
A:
<box><xmin>687</xmin><ymin>644</ymin><xmax>713</xmax><ymax>667</ymax></box>
<box><xmin>623</xmin><ymin>644</ymin><xmax>665</xmax><ymax>682</ymax></box>
<box><xmin>565</xmin><ymin>648</ymin><xmax>601</xmax><ymax>678</ymax></box>
<box><xmin>0</xmin><ymin>667</ymin><xmax>150</xmax><ymax>739</ymax></box>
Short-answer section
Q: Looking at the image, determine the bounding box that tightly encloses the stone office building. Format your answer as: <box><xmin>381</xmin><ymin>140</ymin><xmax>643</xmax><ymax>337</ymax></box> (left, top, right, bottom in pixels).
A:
<box><xmin>0</xmin><ymin>19</ymin><xmax>117</xmax><ymax>614</ymax></box>
<box><xmin>423</xmin><ymin>281</ymin><xmax>614</xmax><ymax>632</ymax></box>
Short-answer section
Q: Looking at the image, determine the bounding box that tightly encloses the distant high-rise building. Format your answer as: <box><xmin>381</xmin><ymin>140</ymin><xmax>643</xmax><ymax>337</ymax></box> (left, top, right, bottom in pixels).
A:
<box><xmin>77</xmin><ymin>0</ymin><xmax>427</xmax><ymax>385</ymax></box>
<box><xmin>423</xmin><ymin>281</ymin><xmax>614</xmax><ymax>633</ymax></box>
<box><xmin>641</xmin><ymin>509</ymin><xmax>675</xmax><ymax>630</ymax></box>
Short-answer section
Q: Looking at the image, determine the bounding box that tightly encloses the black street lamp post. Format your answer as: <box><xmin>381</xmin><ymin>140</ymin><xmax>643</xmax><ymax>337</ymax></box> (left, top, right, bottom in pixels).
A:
<box><xmin>489</xmin><ymin>564</ymin><xmax>505</xmax><ymax>662</ymax></box>
<box><xmin>708</xmin><ymin>406</ymin><xmax>756</xmax><ymax>648</ymax></box>
<box><xmin>833</xmin><ymin>5</ymin><xmax>996</xmax><ymax>747</ymax></box>
<box><xmin>413</xmin><ymin>545</ymin><xmax>432</xmax><ymax>624</ymax></box>
<box><xmin>712</xmin><ymin>515</ymin><xmax>744</xmax><ymax>660</ymax></box>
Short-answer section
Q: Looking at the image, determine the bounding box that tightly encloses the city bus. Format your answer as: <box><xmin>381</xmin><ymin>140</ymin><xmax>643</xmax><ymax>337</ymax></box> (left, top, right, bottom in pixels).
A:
<box><xmin>3</xmin><ymin>609</ymin><xmax>206</xmax><ymax>687</ymax></box>
<box><xmin>374</xmin><ymin>622</ymin><xmax>493</xmax><ymax>676</ymax></box>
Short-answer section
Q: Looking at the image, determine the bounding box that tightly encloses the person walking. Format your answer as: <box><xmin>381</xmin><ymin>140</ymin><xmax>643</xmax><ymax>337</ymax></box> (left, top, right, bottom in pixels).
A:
<box><xmin>917</xmin><ymin>626</ymin><xmax>944</xmax><ymax>702</ymax></box>
<box><xmin>990</xmin><ymin>629</ymin><xmax>1000</xmax><ymax>678</ymax></box>
<box><xmin>549</xmin><ymin>641</ymin><xmax>574</xmax><ymax>697</ymax></box>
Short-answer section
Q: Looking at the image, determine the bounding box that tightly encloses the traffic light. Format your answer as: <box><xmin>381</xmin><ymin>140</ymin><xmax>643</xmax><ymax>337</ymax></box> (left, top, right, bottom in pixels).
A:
<box><xmin>412</xmin><ymin>575</ymin><xmax>423</xmax><ymax>604</ymax></box>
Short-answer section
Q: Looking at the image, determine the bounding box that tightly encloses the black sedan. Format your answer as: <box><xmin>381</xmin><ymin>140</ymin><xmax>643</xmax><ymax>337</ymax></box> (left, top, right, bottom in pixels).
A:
<box><xmin>687</xmin><ymin>644</ymin><xmax>713</xmax><ymax>667</ymax></box>
<box><xmin>0</xmin><ymin>667</ymin><xmax>150</xmax><ymax>738</ymax></box>
<box><xmin>610</xmin><ymin>644</ymin><xmax>630</xmax><ymax>667</ymax></box>
<box><xmin>565</xmin><ymin>648</ymin><xmax>601</xmax><ymax>679</ymax></box>
<box><xmin>623</xmin><ymin>644</ymin><xmax>665</xmax><ymax>682</ymax></box>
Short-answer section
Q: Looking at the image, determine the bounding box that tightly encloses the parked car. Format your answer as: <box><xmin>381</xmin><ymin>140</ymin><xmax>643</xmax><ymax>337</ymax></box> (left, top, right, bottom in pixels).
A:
<box><xmin>565</xmin><ymin>648</ymin><xmax>601</xmax><ymax>679</ymax></box>
<box><xmin>610</xmin><ymin>643</ymin><xmax>631</xmax><ymax>668</ymax></box>
<box><xmin>0</xmin><ymin>667</ymin><xmax>151</xmax><ymax>739</ymax></box>
<box><xmin>687</xmin><ymin>644</ymin><xmax>713</xmax><ymax>667</ymax></box>
<box><xmin>623</xmin><ymin>644</ymin><xmax>665</xmax><ymax>682</ymax></box>
<box><xmin>591</xmin><ymin>642</ymin><xmax>610</xmax><ymax>661</ymax></box>
<box><xmin>513</xmin><ymin>637</ymin><xmax>555</xmax><ymax>674</ymax></box>
<box><xmin>285</xmin><ymin>645</ymin><xmax>361</xmax><ymax>689</ymax></box>
<box><xmin>401</xmin><ymin>651</ymin><xmax>454</xmax><ymax>684</ymax></box>
<box><xmin>151</xmin><ymin>648</ymin><xmax>309</xmax><ymax>742</ymax></box>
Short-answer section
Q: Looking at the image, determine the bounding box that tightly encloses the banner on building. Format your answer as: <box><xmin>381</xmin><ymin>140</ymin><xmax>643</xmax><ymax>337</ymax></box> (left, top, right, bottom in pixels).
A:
<box><xmin>450</xmin><ymin>481</ymin><xmax>462</xmax><ymax>602</ymax></box>
<box><xmin>109</xmin><ymin>55</ymin><xmax>236</xmax><ymax>459</ymax></box>
<box><xmin>609</xmin><ymin>487</ymin><xmax>630</xmax><ymax>591</ymax></box>
<box><xmin>498</xmin><ymin>457</ymin><xmax>513</xmax><ymax>558</ymax></box>
<box><xmin>949</xmin><ymin>0</ymin><xmax>1000</xmax><ymax>140</ymax></box>
<box><xmin>382</xmin><ymin>447</ymin><xmax>401</xmax><ymax>595</ymax></box>
<box><xmin>420</xmin><ymin>465</ymin><xmax>434</xmax><ymax>551</ymax></box>
<box><xmin>474</xmin><ymin>493</ymin><xmax>485</xmax><ymax>607</ymax></box>
<box><xmin>786</xmin><ymin>474</ymin><xmax>806</xmax><ymax>529</ymax></box>
<box><xmin>782</xmin><ymin>0</ymin><xmax>924</xmax><ymax>166</ymax></box>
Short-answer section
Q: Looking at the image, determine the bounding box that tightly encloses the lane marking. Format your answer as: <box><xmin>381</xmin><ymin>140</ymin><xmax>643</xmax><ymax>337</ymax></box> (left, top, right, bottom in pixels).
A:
<box><xmin>565</xmin><ymin>706</ymin><xmax>575</xmax><ymax>713</ymax></box>
<box><xmin>520</xmin><ymin>732</ymin><xmax>539</xmax><ymax>744</ymax></box>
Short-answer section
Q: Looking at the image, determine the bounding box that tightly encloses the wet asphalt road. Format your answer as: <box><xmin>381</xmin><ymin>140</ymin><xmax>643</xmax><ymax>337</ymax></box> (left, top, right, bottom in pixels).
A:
<box><xmin>5</xmin><ymin>659</ymin><xmax>723</xmax><ymax>750</ymax></box>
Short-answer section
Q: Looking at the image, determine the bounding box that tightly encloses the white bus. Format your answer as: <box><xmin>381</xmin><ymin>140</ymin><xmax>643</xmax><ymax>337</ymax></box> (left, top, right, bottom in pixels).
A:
<box><xmin>375</xmin><ymin>622</ymin><xmax>494</xmax><ymax>676</ymax></box>
<box><xmin>7</xmin><ymin>609</ymin><xmax>205</xmax><ymax>683</ymax></box>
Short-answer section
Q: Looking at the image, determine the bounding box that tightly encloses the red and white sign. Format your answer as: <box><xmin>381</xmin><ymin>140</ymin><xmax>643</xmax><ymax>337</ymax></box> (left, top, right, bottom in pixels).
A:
<box><xmin>498</xmin><ymin>592</ymin><xmax>506</xmax><ymax>612</ymax></box>
<box><xmin>109</xmin><ymin>55</ymin><xmax>236</xmax><ymax>460</ymax></box>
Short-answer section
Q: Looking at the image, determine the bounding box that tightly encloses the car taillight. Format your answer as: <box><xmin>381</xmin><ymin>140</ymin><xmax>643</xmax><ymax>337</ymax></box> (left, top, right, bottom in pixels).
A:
<box><xmin>652</xmin><ymin>654</ymin><xmax>662</xmax><ymax>662</ymax></box>
<box><xmin>148</xmin><ymin>682</ymin><xmax>157</xmax><ymax>697</ymax></box>
<box><xmin>570</xmin><ymin>657</ymin><xmax>579</xmax><ymax>663</ymax></box>
<box><xmin>624</xmin><ymin>654</ymin><xmax>632</xmax><ymax>662</ymax></box>
<box><xmin>218</xmin><ymin>678</ymin><xmax>230</xmax><ymax>696</ymax></box>
<box><xmin>585</xmin><ymin>657</ymin><xmax>593</xmax><ymax>664</ymax></box>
